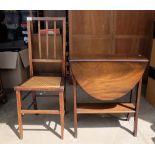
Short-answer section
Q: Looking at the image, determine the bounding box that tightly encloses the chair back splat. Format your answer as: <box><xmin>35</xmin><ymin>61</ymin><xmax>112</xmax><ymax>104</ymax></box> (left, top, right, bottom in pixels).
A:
<box><xmin>27</xmin><ymin>17</ymin><xmax>66</xmax><ymax>77</ymax></box>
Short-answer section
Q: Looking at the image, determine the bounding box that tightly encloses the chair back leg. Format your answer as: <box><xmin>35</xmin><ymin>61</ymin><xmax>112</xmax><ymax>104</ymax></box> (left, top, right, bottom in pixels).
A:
<box><xmin>59</xmin><ymin>92</ymin><xmax>65</xmax><ymax>139</ymax></box>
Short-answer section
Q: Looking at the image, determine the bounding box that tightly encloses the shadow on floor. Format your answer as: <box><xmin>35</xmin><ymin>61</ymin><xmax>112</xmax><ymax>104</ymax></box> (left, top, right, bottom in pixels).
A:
<box><xmin>0</xmin><ymin>81</ymin><xmax>155</xmax><ymax>142</ymax></box>
<box><xmin>6</xmin><ymin>112</ymin><xmax>133</xmax><ymax>139</ymax></box>
<box><xmin>151</xmin><ymin>124</ymin><xmax>155</xmax><ymax>143</ymax></box>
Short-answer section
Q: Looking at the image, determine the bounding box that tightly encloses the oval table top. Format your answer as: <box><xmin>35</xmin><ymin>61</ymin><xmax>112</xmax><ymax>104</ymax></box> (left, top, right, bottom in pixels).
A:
<box><xmin>71</xmin><ymin>61</ymin><xmax>147</xmax><ymax>100</ymax></box>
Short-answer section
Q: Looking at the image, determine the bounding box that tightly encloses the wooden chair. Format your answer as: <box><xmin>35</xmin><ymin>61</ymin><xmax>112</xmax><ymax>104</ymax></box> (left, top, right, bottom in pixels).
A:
<box><xmin>15</xmin><ymin>17</ymin><xmax>66</xmax><ymax>139</ymax></box>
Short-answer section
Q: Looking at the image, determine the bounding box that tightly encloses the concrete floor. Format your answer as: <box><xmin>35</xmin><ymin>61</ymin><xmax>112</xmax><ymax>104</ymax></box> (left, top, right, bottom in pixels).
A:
<box><xmin>0</xmin><ymin>82</ymin><xmax>155</xmax><ymax>144</ymax></box>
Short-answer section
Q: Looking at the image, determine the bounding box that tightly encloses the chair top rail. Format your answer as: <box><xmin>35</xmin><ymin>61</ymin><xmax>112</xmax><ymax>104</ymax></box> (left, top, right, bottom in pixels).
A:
<box><xmin>27</xmin><ymin>17</ymin><xmax>66</xmax><ymax>21</ymax></box>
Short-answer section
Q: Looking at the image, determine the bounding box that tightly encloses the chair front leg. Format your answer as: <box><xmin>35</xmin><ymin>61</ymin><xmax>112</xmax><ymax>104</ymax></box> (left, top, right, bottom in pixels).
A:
<box><xmin>59</xmin><ymin>91</ymin><xmax>65</xmax><ymax>139</ymax></box>
<box><xmin>16</xmin><ymin>90</ymin><xmax>23</xmax><ymax>139</ymax></box>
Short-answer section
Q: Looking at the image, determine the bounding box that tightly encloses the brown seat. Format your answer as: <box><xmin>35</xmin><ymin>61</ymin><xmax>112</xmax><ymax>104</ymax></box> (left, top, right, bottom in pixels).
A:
<box><xmin>16</xmin><ymin>76</ymin><xmax>62</xmax><ymax>90</ymax></box>
<box><xmin>15</xmin><ymin>17</ymin><xmax>66</xmax><ymax>140</ymax></box>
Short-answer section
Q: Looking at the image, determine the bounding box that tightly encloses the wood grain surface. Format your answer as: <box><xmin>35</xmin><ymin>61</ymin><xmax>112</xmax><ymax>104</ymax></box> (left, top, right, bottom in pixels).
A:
<box><xmin>69</xmin><ymin>10</ymin><xmax>153</xmax><ymax>58</ymax></box>
<box><xmin>71</xmin><ymin>61</ymin><xmax>147</xmax><ymax>100</ymax></box>
<box><xmin>77</xmin><ymin>103</ymin><xmax>135</xmax><ymax>114</ymax></box>
<box><xmin>31</xmin><ymin>34</ymin><xmax>63</xmax><ymax>59</ymax></box>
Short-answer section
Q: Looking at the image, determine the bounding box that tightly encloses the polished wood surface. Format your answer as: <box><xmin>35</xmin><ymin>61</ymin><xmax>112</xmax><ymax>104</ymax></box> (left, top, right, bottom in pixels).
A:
<box><xmin>69</xmin><ymin>11</ymin><xmax>113</xmax><ymax>58</ymax></box>
<box><xmin>69</xmin><ymin>11</ymin><xmax>153</xmax><ymax>58</ymax></box>
<box><xmin>77</xmin><ymin>103</ymin><xmax>135</xmax><ymax>114</ymax></box>
<box><xmin>71</xmin><ymin>61</ymin><xmax>147</xmax><ymax>100</ymax></box>
<box><xmin>69</xmin><ymin>54</ymin><xmax>149</xmax><ymax>62</ymax></box>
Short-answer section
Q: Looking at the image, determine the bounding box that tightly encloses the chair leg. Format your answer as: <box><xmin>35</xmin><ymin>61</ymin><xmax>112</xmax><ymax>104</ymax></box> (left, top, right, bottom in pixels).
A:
<box><xmin>59</xmin><ymin>91</ymin><xmax>64</xmax><ymax>139</ymax></box>
<box><xmin>32</xmin><ymin>91</ymin><xmax>37</xmax><ymax>110</ymax></box>
<box><xmin>73</xmin><ymin>79</ymin><xmax>78</xmax><ymax>138</ymax></box>
<box><xmin>16</xmin><ymin>90</ymin><xmax>23</xmax><ymax>139</ymax></box>
<box><xmin>133</xmin><ymin>78</ymin><xmax>142</xmax><ymax>137</ymax></box>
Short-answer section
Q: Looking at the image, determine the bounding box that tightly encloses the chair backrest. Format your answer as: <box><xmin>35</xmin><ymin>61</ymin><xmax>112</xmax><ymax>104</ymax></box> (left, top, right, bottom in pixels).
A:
<box><xmin>27</xmin><ymin>17</ymin><xmax>66</xmax><ymax>77</ymax></box>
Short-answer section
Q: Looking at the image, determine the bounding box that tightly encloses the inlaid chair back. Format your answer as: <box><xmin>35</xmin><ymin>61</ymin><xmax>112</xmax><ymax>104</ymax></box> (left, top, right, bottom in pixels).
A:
<box><xmin>27</xmin><ymin>17</ymin><xmax>66</xmax><ymax>76</ymax></box>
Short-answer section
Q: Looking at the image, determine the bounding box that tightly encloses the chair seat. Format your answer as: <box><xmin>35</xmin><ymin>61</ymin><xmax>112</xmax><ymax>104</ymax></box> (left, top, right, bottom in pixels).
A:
<box><xmin>15</xmin><ymin>76</ymin><xmax>63</xmax><ymax>91</ymax></box>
